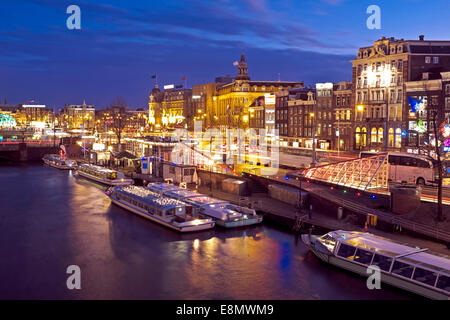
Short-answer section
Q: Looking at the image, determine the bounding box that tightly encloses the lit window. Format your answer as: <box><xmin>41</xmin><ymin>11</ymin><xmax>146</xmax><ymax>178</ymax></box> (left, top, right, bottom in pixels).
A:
<box><xmin>433</xmin><ymin>57</ymin><xmax>439</xmax><ymax>64</ymax></box>
<box><xmin>425</xmin><ymin>56</ymin><xmax>431</xmax><ymax>64</ymax></box>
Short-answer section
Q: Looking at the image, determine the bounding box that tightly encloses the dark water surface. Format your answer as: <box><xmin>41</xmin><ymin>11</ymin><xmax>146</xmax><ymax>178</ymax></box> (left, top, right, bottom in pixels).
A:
<box><xmin>0</xmin><ymin>164</ymin><xmax>413</xmax><ymax>299</ymax></box>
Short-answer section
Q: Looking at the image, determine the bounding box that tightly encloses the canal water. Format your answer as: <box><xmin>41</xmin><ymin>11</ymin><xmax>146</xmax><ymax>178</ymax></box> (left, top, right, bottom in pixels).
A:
<box><xmin>0</xmin><ymin>164</ymin><xmax>414</xmax><ymax>299</ymax></box>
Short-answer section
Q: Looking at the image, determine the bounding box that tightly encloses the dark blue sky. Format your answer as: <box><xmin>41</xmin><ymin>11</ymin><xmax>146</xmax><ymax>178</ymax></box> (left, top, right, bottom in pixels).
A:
<box><xmin>0</xmin><ymin>0</ymin><xmax>449</xmax><ymax>109</ymax></box>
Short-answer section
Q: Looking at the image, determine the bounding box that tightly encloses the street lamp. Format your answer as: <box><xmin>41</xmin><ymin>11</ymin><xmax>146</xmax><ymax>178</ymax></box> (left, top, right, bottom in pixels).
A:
<box><xmin>310</xmin><ymin>112</ymin><xmax>316</xmax><ymax>166</ymax></box>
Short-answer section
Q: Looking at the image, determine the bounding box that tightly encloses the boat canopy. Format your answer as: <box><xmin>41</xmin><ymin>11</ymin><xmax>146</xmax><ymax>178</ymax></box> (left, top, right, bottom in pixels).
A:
<box><xmin>147</xmin><ymin>182</ymin><xmax>180</xmax><ymax>193</ymax></box>
<box><xmin>115</xmin><ymin>186</ymin><xmax>186</xmax><ymax>211</ymax></box>
<box><xmin>184</xmin><ymin>196</ymin><xmax>228</xmax><ymax>207</ymax></box>
<box><xmin>164</xmin><ymin>189</ymin><xmax>203</xmax><ymax>200</ymax></box>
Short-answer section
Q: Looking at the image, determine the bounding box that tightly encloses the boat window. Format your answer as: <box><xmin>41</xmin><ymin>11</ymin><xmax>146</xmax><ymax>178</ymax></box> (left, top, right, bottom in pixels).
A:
<box><xmin>337</xmin><ymin>244</ymin><xmax>356</xmax><ymax>260</ymax></box>
<box><xmin>436</xmin><ymin>275</ymin><xmax>450</xmax><ymax>292</ymax></box>
<box><xmin>412</xmin><ymin>268</ymin><xmax>438</xmax><ymax>287</ymax></box>
<box><xmin>318</xmin><ymin>234</ymin><xmax>337</xmax><ymax>252</ymax></box>
<box><xmin>391</xmin><ymin>261</ymin><xmax>414</xmax><ymax>278</ymax></box>
<box><xmin>371</xmin><ymin>254</ymin><xmax>393</xmax><ymax>272</ymax></box>
<box><xmin>353</xmin><ymin>248</ymin><xmax>374</xmax><ymax>265</ymax></box>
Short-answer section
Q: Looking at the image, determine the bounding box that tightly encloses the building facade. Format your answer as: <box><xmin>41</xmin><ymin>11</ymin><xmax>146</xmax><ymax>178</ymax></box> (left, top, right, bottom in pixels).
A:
<box><xmin>352</xmin><ymin>36</ymin><xmax>450</xmax><ymax>152</ymax></box>
<box><xmin>333</xmin><ymin>81</ymin><xmax>353</xmax><ymax>151</ymax></box>
<box><xmin>59</xmin><ymin>102</ymin><xmax>95</xmax><ymax>132</ymax></box>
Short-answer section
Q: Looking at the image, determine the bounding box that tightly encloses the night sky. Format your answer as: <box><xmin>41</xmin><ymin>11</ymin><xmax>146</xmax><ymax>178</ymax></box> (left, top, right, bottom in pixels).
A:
<box><xmin>1</xmin><ymin>0</ymin><xmax>449</xmax><ymax>109</ymax></box>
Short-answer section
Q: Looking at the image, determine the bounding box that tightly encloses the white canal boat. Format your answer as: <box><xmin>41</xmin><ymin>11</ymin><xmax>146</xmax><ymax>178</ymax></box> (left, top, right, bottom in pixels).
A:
<box><xmin>42</xmin><ymin>154</ymin><xmax>76</xmax><ymax>170</ymax></box>
<box><xmin>106</xmin><ymin>185</ymin><xmax>215</xmax><ymax>232</ymax></box>
<box><xmin>147</xmin><ymin>183</ymin><xmax>263</xmax><ymax>228</ymax></box>
<box><xmin>302</xmin><ymin>230</ymin><xmax>450</xmax><ymax>300</ymax></box>
<box><xmin>76</xmin><ymin>163</ymin><xmax>133</xmax><ymax>186</ymax></box>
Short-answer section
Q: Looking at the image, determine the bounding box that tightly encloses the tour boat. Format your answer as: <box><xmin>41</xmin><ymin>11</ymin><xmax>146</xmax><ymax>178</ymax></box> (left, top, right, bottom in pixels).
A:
<box><xmin>302</xmin><ymin>230</ymin><xmax>450</xmax><ymax>300</ymax></box>
<box><xmin>106</xmin><ymin>185</ymin><xmax>215</xmax><ymax>232</ymax></box>
<box><xmin>76</xmin><ymin>163</ymin><xmax>133</xmax><ymax>186</ymax></box>
<box><xmin>147</xmin><ymin>182</ymin><xmax>263</xmax><ymax>228</ymax></box>
<box><xmin>42</xmin><ymin>154</ymin><xmax>76</xmax><ymax>170</ymax></box>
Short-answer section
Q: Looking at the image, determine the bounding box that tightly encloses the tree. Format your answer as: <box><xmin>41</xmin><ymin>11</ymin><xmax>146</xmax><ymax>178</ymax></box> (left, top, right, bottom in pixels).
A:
<box><xmin>416</xmin><ymin>103</ymin><xmax>446</xmax><ymax>222</ymax></box>
<box><xmin>108</xmin><ymin>97</ymin><xmax>128</xmax><ymax>144</ymax></box>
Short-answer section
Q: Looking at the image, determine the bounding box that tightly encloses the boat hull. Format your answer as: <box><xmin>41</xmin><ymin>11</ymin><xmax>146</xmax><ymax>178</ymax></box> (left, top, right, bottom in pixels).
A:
<box><xmin>216</xmin><ymin>216</ymin><xmax>263</xmax><ymax>228</ymax></box>
<box><xmin>301</xmin><ymin>234</ymin><xmax>449</xmax><ymax>300</ymax></box>
<box><xmin>43</xmin><ymin>158</ymin><xmax>74</xmax><ymax>170</ymax></box>
<box><xmin>77</xmin><ymin>170</ymin><xmax>133</xmax><ymax>186</ymax></box>
<box><xmin>110</xmin><ymin>197</ymin><xmax>214</xmax><ymax>233</ymax></box>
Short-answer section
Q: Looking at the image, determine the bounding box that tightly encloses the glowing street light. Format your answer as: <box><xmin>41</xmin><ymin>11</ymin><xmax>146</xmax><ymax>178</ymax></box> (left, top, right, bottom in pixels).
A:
<box><xmin>357</xmin><ymin>105</ymin><xmax>364</xmax><ymax>112</ymax></box>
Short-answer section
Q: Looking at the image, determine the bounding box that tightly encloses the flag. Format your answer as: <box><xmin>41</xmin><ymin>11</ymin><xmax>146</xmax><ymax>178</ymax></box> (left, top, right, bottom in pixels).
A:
<box><xmin>151</xmin><ymin>75</ymin><xmax>156</xmax><ymax>79</ymax></box>
<box><xmin>181</xmin><ymin>76</ymin><xmax>186</xmax><ymax>81</ymax></box>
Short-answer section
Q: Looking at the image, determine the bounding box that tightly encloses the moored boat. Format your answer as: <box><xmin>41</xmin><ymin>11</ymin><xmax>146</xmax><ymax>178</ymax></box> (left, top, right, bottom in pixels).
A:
<box><xmin>106</xmin><ymin>185</ymin><xmax>215</xmax><ymax>232</ymax></box>
<box><xmin>147</xmin><ymin>182</ymin><xmax>263</xmax><ymax>228</ymax></box>
<box><xmin>76</xmin><ymin>163</ymin><xmax>133</xmax><ymax>186</ymax></box>
<box><xmin>302</xmin><ymin>230</ymin><xmax>450</xmax><ymax>300</ymax></box>
<box><xmin>42</xmin><ymin>154</ymin><xmax>76</xmax><ymax>170</ymax></box>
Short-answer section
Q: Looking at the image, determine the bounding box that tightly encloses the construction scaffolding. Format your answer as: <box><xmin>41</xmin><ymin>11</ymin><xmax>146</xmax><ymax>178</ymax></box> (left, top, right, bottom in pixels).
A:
<box><xmin>303</xmin><ymin>153</ymin><xmax>389</xmax><ymax>191</ymax></box>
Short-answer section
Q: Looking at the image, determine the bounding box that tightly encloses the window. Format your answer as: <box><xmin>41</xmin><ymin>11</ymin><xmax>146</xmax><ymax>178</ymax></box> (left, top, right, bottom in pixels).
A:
<box><xmin>395</xmin><ymin>128</ymin><xmax>402</xmax><ymax>148</ymax></box>
<box><xmin>425</xmin><ymin>56</ymin><xmax>431</xmax><ymax>64</ymax></box>
<box><xmin>354</xmin><ymin>248</ymin><xmax>373</xmax><ymax>265</ymax></box>
<box><xmin>436</xmin><ymin>275</ymin><xmax>450</xmax><ymax>292</ymax></box>
<box><xmin>388</xmin><ymin>128</ymin><xmax>394</xmax><ymax>147</ymax></box>
<box><xmin>416</xmin><ymin>159</ymin><xmax>430</xmax><ymax>168</ymax></box>
<box><xmin>372</xmin><ymin>254</ymin><xmax>393</xmax><ymax>272</ymax></box>
<box><xmin>413</xmin><ymin>268</ymin><xmax>438</xmax><ymax>287</ymax></box>
<box><xmin>433</xmin><ymin>57</ymin><xmax>439</xmax><ymax>64</ymax></box>
<box><xmin>337</xmin><ymin>244</ymin><xmax>356</xmax><ymax>260</ymax></box>
<box><xmin>400</xmin><ymin>156</ymin><xmax>417</xmax><ymax>167</ymax></box>
<box><xmin>355</xmin><ymin>127</ymin><xmax>361</xmax><ymax>148</ymax></box>
<box><xmin>169</xmin><ymin>166</ymin><xmax>175</xmax><ymax>174</ymax></box>
<box><xmin>391</xmin><ymin>261</ymin><xmax>415</xmax><ymax>278</ymax></box>
<box><xmin>389</xmin><ymin>155</ymin><xmax>401</xmax><ymax>166</ymax></box>
<box><xmin>371</xmin><ymin>128</ymin><xmax>377</xmax><ymax>143</ymax></box>
<box><xmin>378</xmin><ymin>128</ymin><xmax>383</xmax><ymax>143</ymax></box>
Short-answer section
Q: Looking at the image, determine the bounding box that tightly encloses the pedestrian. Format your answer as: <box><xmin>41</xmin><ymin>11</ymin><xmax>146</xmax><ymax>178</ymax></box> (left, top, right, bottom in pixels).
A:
<box><xmin>308</xmin><ymin>204</ymin><xmax>312</xmax><ymax>220</ymax></box>
<box><xmin>308</xmin><ymin>226</ymin><xmax>313</xmax><ymax>240</ymax></box>
<box><xmin>364</xmin><ymin>221</ymin><xmax>369</xmax><ymax>232</ymax></box>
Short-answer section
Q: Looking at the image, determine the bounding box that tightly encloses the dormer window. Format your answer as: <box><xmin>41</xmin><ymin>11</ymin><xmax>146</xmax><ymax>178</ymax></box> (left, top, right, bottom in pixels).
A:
<box><xmin>397</xmin><ymin>46</ymin><xmax>403</xmax><ymax>53</ymax></box>
<box><xmin>390</xmin><ymin>46</ymin><xmax>396</xmax><ymax>54</ymax></box>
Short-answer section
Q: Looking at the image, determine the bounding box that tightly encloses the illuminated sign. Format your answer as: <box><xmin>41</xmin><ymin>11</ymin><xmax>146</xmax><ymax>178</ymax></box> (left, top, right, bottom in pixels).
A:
<box><xmin>316</xmin><ymin>83</ymin><xmax>333</xmax><ymax>90</ymax></box>
<box><xmin>192</xmin><ymin>95</ymin><xmax>201</xmax><ymax>99</ymax></box>
<box><xmin>407</xmin><ymin>96</ymin><xmax>425</xmax><ymax>113</ymax></box>
<box><xmin>0</xmin><ymin>114</ymin><xmax>17</xmax><ymax>127</ymax></box>
<box><xmin>92</xmin><ymin>143</ymin><xmax>105</xmax><ymax>151</ymax></box>
<box><xmin>264</xmin><ymin>94</ymin><xmax>275</xmax><ymax>105</ymax></box>
<box><xmin>22</xmin><ymin>104</ymin><xmax>46</xmax><ymax>108</ymax></box>
<box><xmin>164</xmin><ymin>84</ymin><xmax>174</xmax><ymax>90</ymax></box>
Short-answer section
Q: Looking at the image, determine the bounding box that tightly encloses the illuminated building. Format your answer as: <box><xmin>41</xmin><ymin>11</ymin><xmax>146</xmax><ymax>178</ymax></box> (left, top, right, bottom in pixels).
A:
<box><xmin>58</xmin><ymin>101</ymin><xmax>95</xmax><ymax>132</ymax></box>
<box><xmin>191</xmin><ymin>83</ymin><xmax>218</xmax><ymax>129</ymax></box>
<box><xmin>248</xmin><ymin>96</ymin><xmax>265</xmax><ymax>130</ymax></box>
<box><xmin>352</xmin><ymin>36</ymin><xmax>450</xmax><ymax>152</ymax></box>
<box><xmin>286</xmin><ymin>87</ymin><xmax>316</xmax><ymax>148</ymax></box>
<box><xmin>212</xmin><ymin>54</ymin><xmax>303</xmax><ymax>131</ymax></box>
<box><xmin>404</xmin><ymin>71</ymin><xmax>450</xmax><ymax>153</ymax></box>
<box><xmin>315</xmin><ymin>83</ymin><xmax>334</xmax><ymax>150</ymax></box>
<box><xmin>148</xmin><ymin>84</ymin><xmax>191</xmax><ymax>131</ymax></box>
<box><xmin>333</xmin><ymin>82</ymin><xmax>353</xmax><ymax>151</ymax></box>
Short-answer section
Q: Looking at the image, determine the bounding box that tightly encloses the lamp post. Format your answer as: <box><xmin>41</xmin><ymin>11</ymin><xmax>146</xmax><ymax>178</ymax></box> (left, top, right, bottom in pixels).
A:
<box><xmin>310</xmin><ymin>112</ymin><xmax>316</xmax><ymax>167</ymax></box>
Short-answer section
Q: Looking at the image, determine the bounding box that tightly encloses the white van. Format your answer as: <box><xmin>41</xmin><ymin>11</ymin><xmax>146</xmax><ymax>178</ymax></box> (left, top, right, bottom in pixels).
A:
<box><xmin>360</xmin><ymin>152</ymin><xmax>436</xmax><ymax>185</ymax></box>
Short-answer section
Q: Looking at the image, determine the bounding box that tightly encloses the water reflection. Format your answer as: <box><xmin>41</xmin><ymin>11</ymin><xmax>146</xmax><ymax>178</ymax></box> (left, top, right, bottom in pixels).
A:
<box><xmin>0</xmin><ymin>165</ymin><xmax>412</xmax><ymax>300</ymax></box>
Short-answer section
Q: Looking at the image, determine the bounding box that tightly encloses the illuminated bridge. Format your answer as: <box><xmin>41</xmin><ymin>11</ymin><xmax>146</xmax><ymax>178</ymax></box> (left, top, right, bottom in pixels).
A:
<box><xmin>302</xmin><ymin>153</ymin><xmax>389</xmax><ymax>192</ymax></box>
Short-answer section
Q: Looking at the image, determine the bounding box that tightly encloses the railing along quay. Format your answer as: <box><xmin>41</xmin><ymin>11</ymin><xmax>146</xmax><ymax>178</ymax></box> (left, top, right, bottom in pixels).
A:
<box><xmin>300</xmin><ymin>183</ymin><xmax>450</xmax><ymax>243</ymax></box>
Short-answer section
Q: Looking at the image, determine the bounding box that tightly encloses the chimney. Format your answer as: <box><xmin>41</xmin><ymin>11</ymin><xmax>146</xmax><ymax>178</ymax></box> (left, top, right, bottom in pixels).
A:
<box><xmin>419</xmin><ymin>35</ymin><xmax>425</xmax><ymax>41</ymax></box>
